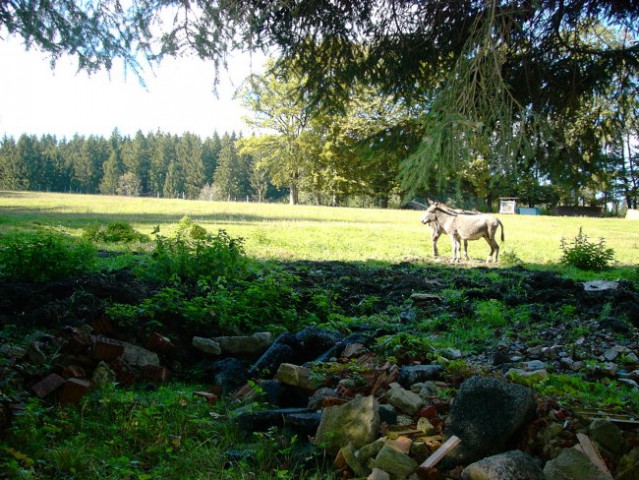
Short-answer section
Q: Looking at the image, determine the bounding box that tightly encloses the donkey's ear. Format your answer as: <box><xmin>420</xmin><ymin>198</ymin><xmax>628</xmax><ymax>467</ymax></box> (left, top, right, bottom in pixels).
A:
<box><xmin>428</xmin><ymin>198</ymin><xmax>436</xmax><ymax>205</ymax></box>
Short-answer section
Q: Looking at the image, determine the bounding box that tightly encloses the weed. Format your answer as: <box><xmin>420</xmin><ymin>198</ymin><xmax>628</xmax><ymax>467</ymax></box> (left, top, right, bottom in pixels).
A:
<box><xmin>139</xmin><ymin>226</ymin><xmax>247</xmax><ymax>286</ymax></box>
<box><xmin>0</xmin><ymin>229</ymin><xmax>96</xmax><ymax>282</ymax></box>
<box><xmin>83</xmin><ymin>221</ymin><xmax>150</xmax><ymax>243</ymax></box>
<box><xmin>560</xmin><ymin>227</ymin><xmax>615</xmax><ymax>271</ymax></box>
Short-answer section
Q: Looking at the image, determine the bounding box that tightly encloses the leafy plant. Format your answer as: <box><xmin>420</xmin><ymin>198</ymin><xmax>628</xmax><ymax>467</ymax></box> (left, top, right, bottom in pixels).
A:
<box><xmin>0</xmin><ymin>230</ymin><xmax>96</xmax><ymax>282</ymax></box>
<box><xmin>139</xmin><ymin>226</ymin><xmax>247</xmax><ymax>286</ymax></box>
<box><xmin>560</xmin><ymin>227</ymin><xmax>615</xmax><ymax>271</ymax></box>
<box><xmin>82</xmin><ymin>221</ymin><xmax>150</xmax><ymax>243</ymax></box>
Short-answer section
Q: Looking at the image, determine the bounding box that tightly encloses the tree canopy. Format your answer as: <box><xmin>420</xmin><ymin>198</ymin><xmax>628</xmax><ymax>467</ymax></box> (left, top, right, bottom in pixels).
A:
<box><xmin>2</xmin><ymin>1</ymin><xmax>638</xmax><ymax>207</ymax></box>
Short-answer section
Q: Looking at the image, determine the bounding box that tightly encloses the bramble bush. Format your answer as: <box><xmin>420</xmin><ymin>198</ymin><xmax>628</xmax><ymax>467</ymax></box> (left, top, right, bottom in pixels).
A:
<box><xmin>82</xmin><ymin>221</ymin><xmax>150</xmax><ymax>243</ymax></box>
<box><xmin>560</xmin><ymin>227</ymin><xmax>615</xmax><ymax>271</ymax></box>
<box><xmin>138</xmin><ymin>224</ymin><xmax>247</xmax><ymax>286</ymax></box>
<box><xmin>0</xmin><ymin>230</ymin><xmax>96</xmax><ymax>282</ymax></box>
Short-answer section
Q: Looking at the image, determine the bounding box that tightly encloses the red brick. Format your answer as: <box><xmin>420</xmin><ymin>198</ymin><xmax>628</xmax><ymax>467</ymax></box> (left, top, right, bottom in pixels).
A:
<box><xmin>145</xmin><ymin>332</ymin><xmax>175</xmax><ymax>353</ymax></box>
<box><xmin>31</xmin><ymin>373</ymin><xmax>65</xmax><ymax>398</ymax></box>
<box><xmin>92</xmin><ymin>336</ymin><xmax>124</xmax><ymax>361</ymax></box>
<box><xmin>61</xmin><ymin>365</ymin><xmax>87</xmax><ymax>378</ymax></box>
<box><xmin>59</xmin><ymin>378</ymin><xmax>92</xmax><ymax>404</ymax></box>
<box><xmin>193</xmin><ymin>391</ymin><xmax>218</xmax><ymax>405</ymax></box>
<box><xmin>142</xmin><ymin>365</ymin><xmax>170</xmax><ymax>383</ymax></box>
<box><xmin>91</xmin><ymin>316</ymin><xmax>115</xmax><ymax>335</ymax></box>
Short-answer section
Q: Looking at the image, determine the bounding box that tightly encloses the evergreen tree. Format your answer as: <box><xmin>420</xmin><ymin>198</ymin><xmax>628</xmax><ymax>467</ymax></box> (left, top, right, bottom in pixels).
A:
<box><xmin>163</xmin><ymin>160</ymin><xmax>184</xmax><ymax>199</ymax></box>
<box><xmin>0</xmin><ymin>136</ymin><xmax>27</xmax><ymax>190</ymax></box>
<box><xmin>176</xmin><ymin>132</ymin><xmax>205</xmax><ymax>199</ymax></box>
<box><xmin>213</xmin><ymin>133</ymin><xmax>252</xmax><ymax>201</ymax></box>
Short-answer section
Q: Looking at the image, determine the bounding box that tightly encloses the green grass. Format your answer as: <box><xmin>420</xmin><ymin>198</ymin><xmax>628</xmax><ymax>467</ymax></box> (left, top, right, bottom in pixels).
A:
<box><xmin>1</xmin><ymin>190</ymin><xmax>637</xmax><ymax>268</ymax></box>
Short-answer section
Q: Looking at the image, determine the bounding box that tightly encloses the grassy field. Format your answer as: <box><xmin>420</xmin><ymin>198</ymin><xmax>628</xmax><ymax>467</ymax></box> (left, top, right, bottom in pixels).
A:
<box><xmin>1</xmin><ymin>190</ymin><xmax>638</xmax><ymax>269</ymax></box>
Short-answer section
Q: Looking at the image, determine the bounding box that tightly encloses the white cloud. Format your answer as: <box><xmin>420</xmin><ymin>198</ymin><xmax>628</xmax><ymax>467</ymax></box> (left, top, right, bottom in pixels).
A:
<box><xmin>0</xmin><ymin>36</ymin><xmax>264</xmax><ymax>139</ymax></box>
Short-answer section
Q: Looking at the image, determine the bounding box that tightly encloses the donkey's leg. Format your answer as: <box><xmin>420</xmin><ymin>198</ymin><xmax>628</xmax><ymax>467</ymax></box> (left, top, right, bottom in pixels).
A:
<box><xmin>432</xmin><ymin>230</ymin><xmax>440</xmax><ymax>257</ymax></box>
<box><xmin>484</xmin><ymin>237</ymin><xmax>499</xmax><ymax>262</ymax></box>
<box><xmin>463</xmin><ymin>240</ymin><xmax>469</xmax><ymax>260</ymax></box>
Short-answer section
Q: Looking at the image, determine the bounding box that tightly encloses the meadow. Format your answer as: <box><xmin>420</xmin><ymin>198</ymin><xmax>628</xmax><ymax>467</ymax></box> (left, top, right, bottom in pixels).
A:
<box><xmin>1</xmin><ymin>190</ymin><xmax>637</xmax><ymax>268</ymax></box>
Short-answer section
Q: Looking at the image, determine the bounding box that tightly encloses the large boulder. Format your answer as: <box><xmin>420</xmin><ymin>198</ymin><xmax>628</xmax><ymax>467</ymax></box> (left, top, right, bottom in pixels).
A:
<box><xmin>461</xmin><ymin>450</ymin><xmax>545</xmax><ymax>480</ymax></box>
<box><xmin>444</xmin><ymin>376</ymin><xmax>537</xmax><ymax>466</ymax></box>
<box><xmin>314</xmin><ymin>395</ymin><xmax>380</xmax><ymax>454</ymax></box>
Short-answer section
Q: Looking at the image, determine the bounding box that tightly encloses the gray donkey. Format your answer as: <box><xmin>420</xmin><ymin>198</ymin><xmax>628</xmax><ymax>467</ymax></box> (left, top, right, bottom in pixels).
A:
<box><xmin>422</xmin><ymin>202</ymin><xmax>504</xmax><ymax>262</ymax></box>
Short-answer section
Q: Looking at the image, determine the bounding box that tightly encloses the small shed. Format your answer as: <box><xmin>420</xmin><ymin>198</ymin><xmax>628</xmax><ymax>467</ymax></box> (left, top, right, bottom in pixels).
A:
<box><xmin>499</xmin><ymin>197</ymin><xmax>518</xmax><ymax>214</ymax></box>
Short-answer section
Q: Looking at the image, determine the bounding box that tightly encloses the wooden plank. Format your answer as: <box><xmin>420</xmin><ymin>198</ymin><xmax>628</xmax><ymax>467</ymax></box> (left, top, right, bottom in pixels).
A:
<box><xmin>575</xmin><ymin>433</ymin><xmax>613</xmax><ymax>480</ymax></box>
<box><xmin>418</xmin><ymin>435</ymin><xmax>461</xmax><ymax>470</ymax></box>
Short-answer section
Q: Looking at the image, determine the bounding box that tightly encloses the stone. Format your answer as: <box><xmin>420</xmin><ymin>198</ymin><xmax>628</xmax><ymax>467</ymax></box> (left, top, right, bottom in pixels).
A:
<box><xmin>583</xmin><ymin>280</ymin><xmax>619</xmax><ymax>292</ymax></box>
<box><xmin>385</xmin><ymin>382</ymin><xmax>424</xmax><ymax>415</ymax></box>
<box><xmin>236</xmin><ymin>407</ymin><xmax>315</xmax><ymax>433</ymax></box>
<box><xmin>398</xmin><ymin>365</ymin><xmax>444</xmax><ymax>388</ymax></box>
<box><xmin>192</xmin><ymin>336</ymin><xmax>222</xmax><ymax>355</ymax></box>
<box><xmin>617</xmin><ymin>447</ymin><xmax>639</xmax><ymax>480</ymax></box>
<box><xmin>525</xmin><ymin>360</ymin><xmax>546</xmax><ymax>371</ymax></box>
<box><xmin>248</xmin><ymin>334</ymin><xmax>300</xmax><ymax>378</ymax></box>
<box><xmin>338</xmin><ymin>443</ymin><xmax>370</xmax><ymax>477</ymax></box>
<box><xmin>276</xmin><ymin>363</ymin><xmax>324</xmax><ymax>390</ymax></box>
<box><xmin>213</xmin><ymin>332</ymin><xmax>273</xmax><ymax>355</ymax></box>
<box><xmin>461</xmin><ymin>450</ymin><xmax>545</xmax><ymax>480</ymax></box>
<box><xmin>91</xmin><ymin>361</ymin><xmax>116</xmax><ymax>389</ymax></box>
<box><xmin>31</xmin><ymin>373</ymin><xmax>65</xmax><ymax>398</ymax></box>
<box><xmin>444</xmin><ymin>376</ymin><xmax>537</xmax><ymax>466</ymax></box>
<box><xmin>367</xmin><ymin>467</ymin><xmax>391</xmax><ymax>480</ymax></box>
<box><xmin>543</xmin><ymin>448</ymin><xmax>611</xmax><ymax>480</ymax></box>
<box><xmin>588</xmin><ymin>418</ymin><xmax>625</xmax><ymax>458</ymax></box>
<box><xmin>122</xmin><ymin>341</ymin><xmax>160</xmax><ymax>367</ymax></box>
<box><xmin>314</xmin><ymin>395</ymin><xmax>380</xmax><ymax>454</ymax></box>
<box><xmin>295</xmin><ymin>326</ymin><xmax>342</xmax><ymax>360</ymax></box>
<box><xmin>208</xmin><ymin>357</ymin><xmax>248</xmax><ymax>394</ymax></box>
<box><xmin>372</xmin><ymin>444</ymin><xmax>418</xmax><ymax>479</ymax></box>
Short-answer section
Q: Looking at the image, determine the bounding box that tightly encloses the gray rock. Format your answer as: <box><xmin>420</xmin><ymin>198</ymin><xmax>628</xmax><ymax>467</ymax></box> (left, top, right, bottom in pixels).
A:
<box><xmin>461</xmin><ymin>450</ymin><xmax>545</xmax><ymax>480</ymax></box>
<box><xmin>314</xmin><ymin>395</ymin><xmax>380</xmax><ymax>454</ymax></box>
<box><xmin>91</xmin><ymin>361</ymin><xmax>116</xmax><ymax>389</ymax></box>
<box><xmin>372</xmin><ymin>444</ymin><xmax>418</xmax><ymax>479</ymax></box>
<box><xmin>444</xmin><ymin>376</ymin><xmax>537</xmax><ymax>466</ymax></box>
<box><xmin>192</xmin><ymin>336</ymin><xmax>222</xmax><ymax>355</ymax></box>
<box><xmin>588</xmin><ymin>418</ymin><xmax>625</xmax><ymax>458</ymax></box>
<box><xmin>122</xmin><ymin>341</ymin><xmax>160</xmax><ymax>367</ymax></box>
<box><xmin>398</xmin><ymin>365</ymin><xmax>444</xmax><ymax>387</ymax></box>
<box><xmin>525</xmin><ymin>360</ymin><xmax>546</xmax><ymax>371</ymax></box>
<box><xmin>207</xmin><ymin>357</ymin><xmax>248</xmax><ymax>393</ymax></box>
<box><xmin>247</xmin><ymin>331</ymin><xmax>307</xmax><ymax>377</ymax></box>
<box><xmin>385</xmin><ymin>382</ymin><xmax>424</xmax><ymax>415</ymax></box>
<box><xmin>295</xmin><ymin>326</ymin><xmax>342</xmax><ymax>360</ymax></box>
<box><xmin>213</xmin><ymin>332</ymin><xmax>272</xmax><ymax>355</ymax></box>
<box><xmin>544</xmin><ymin>448</ymin><xmax>610</xmax><ymax>480</ymax></box>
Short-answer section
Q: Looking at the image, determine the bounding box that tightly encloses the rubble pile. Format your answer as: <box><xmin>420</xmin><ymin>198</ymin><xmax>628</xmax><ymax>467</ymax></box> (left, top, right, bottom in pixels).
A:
<box><xmin>2</xmin><ymin>318</ymin><xmax>639</xmax><ymax>480</ymax></box>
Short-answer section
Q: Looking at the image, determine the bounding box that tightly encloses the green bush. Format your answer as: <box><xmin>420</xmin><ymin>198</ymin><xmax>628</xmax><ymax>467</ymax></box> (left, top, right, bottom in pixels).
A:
<box><xmin>0</xmin><ymin>230</ymin><xmax>96</xmax><ymax>282</ymax></box>
<box><xmin>82</xmin><ymin>221</ymin><xmax>150</xmax><ymax>243</ymax></box>
<box><xmin>560</xmin><ymin>227</ymin><xmax>615</xmax><ymax>271</ymax></box>
<box><xmin>140</xmin><ymin>227</ymin><xmax>247</xmax><ymax>286</ymax></box>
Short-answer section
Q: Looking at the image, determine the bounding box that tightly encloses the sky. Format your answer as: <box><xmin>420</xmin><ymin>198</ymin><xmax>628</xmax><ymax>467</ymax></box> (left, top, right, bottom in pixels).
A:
<box><xmin>0</xmin><ymin>35</ymin><xmax>265</xmax><ymax>140</ymax></box>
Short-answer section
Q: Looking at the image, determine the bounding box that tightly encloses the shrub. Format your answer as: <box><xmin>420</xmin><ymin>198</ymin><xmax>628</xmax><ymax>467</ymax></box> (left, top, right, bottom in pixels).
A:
<box><xmin>560</xmin><ymin>227</ymin><xmax>615</xmax><ymax>271</ymax></box>
<box><xmin>0</xmin><ymin>230</ymin><xmax>96</xmax><ymax>282</ymax></box>
<box><xmin>82</xmin><ymin>221</ymin><xmax>150</xmax><ymax>243</ymax></box>
<box><xmin>140</xmin><ymin>227</ymin><xmax>247</xmax><ymax>286</ymax></box>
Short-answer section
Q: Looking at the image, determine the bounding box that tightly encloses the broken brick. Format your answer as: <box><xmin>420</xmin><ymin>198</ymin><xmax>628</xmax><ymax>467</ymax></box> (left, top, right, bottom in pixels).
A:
<box><xmin>145</xmin><ymin>332</ymin><xmax>175</xmax><ymax>353</ymax></box>
<box><xmin>61</xmin><ymin>365</ymin><xmax>86</xmax><ymax>379</ymax></box>
<box><xmin>92</xmin><ymin>336</ymin><xmax>124</xmax><ymax>361</ymax></box>
<box><xmin>142</xmin><ymin>365</ymin><xmax>170</xmax><ymax>383</ymax></box>
<box><xmin>193</xmin><ymin>391</ymin><xmax>218</xmax><ymax>405</ymax></box>
<box><xmin>31</xmin><ymin>373</ymin><xmax>65</xmax><ymax>398</ymax></box>
<box><xmin>59</xmin><ymin>378</ymin><xmax>92</xmax><ymax>404</ymax></box>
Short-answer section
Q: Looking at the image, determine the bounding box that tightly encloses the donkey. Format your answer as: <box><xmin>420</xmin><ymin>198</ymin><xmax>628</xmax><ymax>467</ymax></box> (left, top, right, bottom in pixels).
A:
<box><xmin>422</xmin><ymin>202</ymin><xmax>504</xmax><ymax>262</ymax></box>
<box><xmin>426</xmin><ymin>202</ymin><xmax>479</xmax><ymax>258</ymax></box>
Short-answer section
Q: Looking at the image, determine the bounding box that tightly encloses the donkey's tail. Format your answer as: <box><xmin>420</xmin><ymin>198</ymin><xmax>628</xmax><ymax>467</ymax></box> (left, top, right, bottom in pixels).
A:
<box><xmin>498</xmin><ymin>219</ymin><xmax>505</xmax><ymax>242</ymax></box>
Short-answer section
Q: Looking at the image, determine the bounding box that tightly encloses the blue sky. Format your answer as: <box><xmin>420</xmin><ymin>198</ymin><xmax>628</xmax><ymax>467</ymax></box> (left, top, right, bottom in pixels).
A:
<box><xmin>0</xmin><ymin>35</ymin><xmax>264</xmax><ymax>139</ymax></box>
